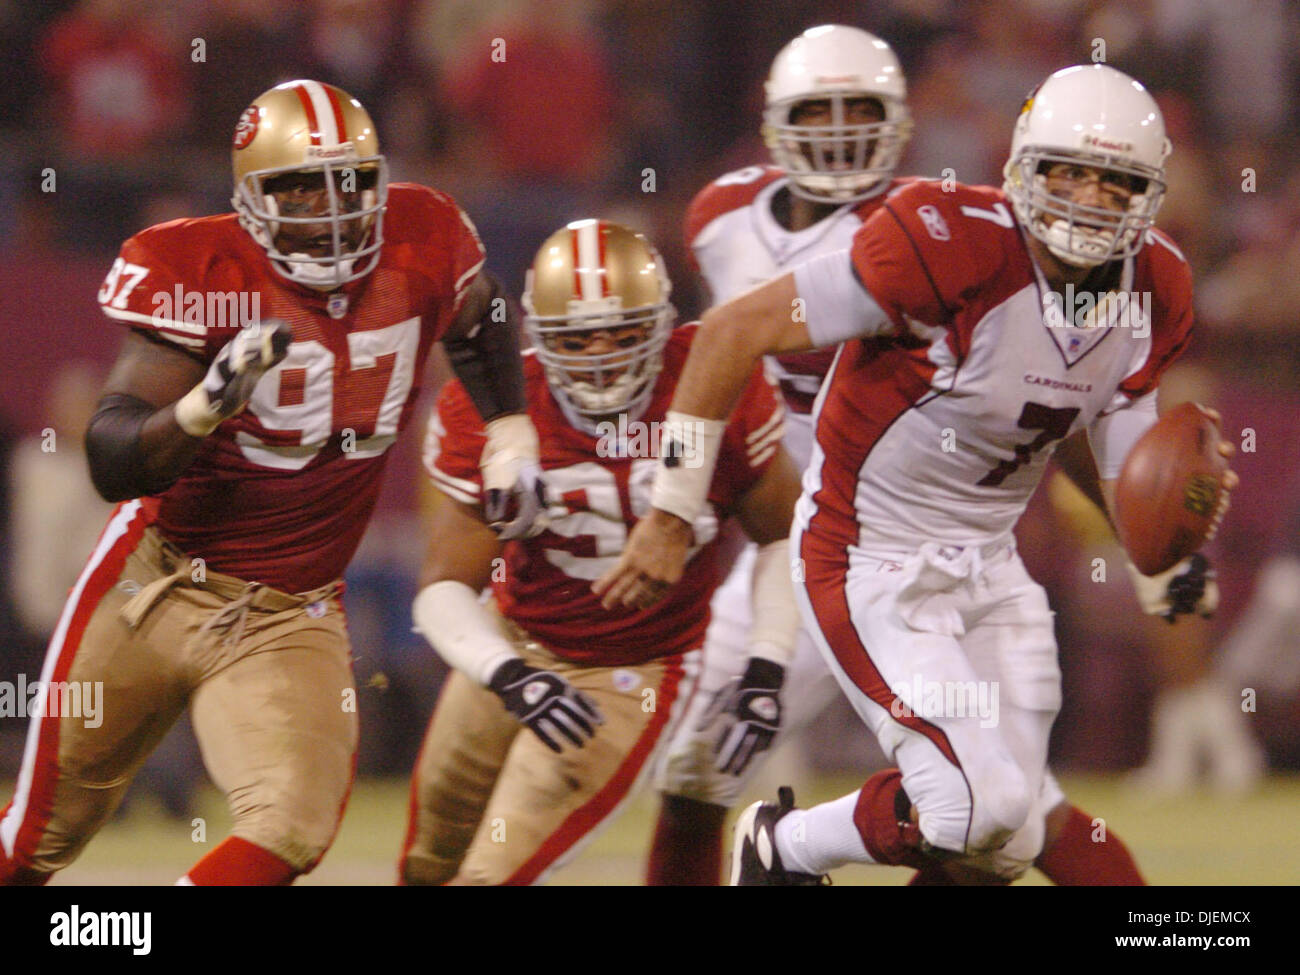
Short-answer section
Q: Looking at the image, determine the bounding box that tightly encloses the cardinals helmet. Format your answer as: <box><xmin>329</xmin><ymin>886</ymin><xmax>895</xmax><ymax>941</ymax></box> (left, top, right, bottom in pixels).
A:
<box><xmin>764</xmin><ymin>25</ymin><xmax>912</xmax><ymax>203</ymax></box>
<box><xmin>1003</xmin><ymin>64</ymin><xmax>1170</xmax><ymax>267</ymax></box>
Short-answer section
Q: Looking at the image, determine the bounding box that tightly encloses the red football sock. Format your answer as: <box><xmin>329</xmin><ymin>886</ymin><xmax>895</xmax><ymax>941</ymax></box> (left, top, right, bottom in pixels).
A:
<box><xmin>0</xmin><ymin>857</ymin><xmax>52</xmax><ymax>886</ymax></box>
<box><xmin>646</xmin><ymin>794</ymin><xmax>727</xmax><ymax>886</ymax></box>
<box><xmin>184</xmin><ymin>837</ymin><xmax>298</xmax><ymax>886</ymax></box>
<box><xmin>1035</xmin><ymin>805</ymin><xmax>1145</xmax><ymax>885</ymax></box>
<box><xmin>853</xmin><ymin>769</ymin><xmax>930</xmax><ymax>869</ymax></box>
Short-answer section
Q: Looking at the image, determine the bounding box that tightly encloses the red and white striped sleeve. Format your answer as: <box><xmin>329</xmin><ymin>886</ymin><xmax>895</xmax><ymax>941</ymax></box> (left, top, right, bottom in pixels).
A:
<box><xmin>711</xmin><ymin>363</ymin><xmax>786</xmax><ymax>507</ymax></box>
<box><xmin>422</xmin><ymin>380</ymin><xmax>487</xmax><ymax>507</ymax></box>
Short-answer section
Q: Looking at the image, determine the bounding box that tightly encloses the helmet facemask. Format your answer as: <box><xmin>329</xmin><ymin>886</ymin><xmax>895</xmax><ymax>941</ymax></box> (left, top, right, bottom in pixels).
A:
<box><xmin>525</xmin><ymin>294</ymin><xmax>675</xmax><ymax>428</ymax></box>
<box><xmin>234</xmin><ymin>155</ymin><xmax>388</xmax><ymax>290</ymax></box>
<box><xmin>1005</xmin><ymin>149</ymin><xmax>1164</xmax><ymax>267</ymax></box>
<box><xmin>765</xmin><ymin>92</ymin><xmax>911</xmax><ymax>203</ymax></box>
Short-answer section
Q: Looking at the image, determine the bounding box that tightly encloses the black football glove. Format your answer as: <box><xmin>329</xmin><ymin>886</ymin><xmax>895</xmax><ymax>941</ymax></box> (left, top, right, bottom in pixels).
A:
<box><xmin>488</xmin><ymin>658</ymin><xmax>603</xmax><ymax>752</ymax></box>
<box><xmin>1127</xmin><ymin>553</ymin><xmax>1218</xmax><ymax>623</ymax></box>
<box><xmin>700</xmin><ymin>657</ymin><xmax>785</xmax><ymax>775</ymax></box>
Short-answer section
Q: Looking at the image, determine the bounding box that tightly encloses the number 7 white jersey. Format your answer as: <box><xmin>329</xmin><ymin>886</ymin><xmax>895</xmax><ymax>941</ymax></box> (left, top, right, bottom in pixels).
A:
<box><xmin>797</xmin><ymin>180</ymin><xmax>1193</xmax><ymax>554</ymax></box>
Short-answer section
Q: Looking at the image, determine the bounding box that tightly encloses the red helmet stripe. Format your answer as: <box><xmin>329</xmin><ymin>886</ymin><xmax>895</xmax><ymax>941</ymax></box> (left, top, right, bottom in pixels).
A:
<box><xmin>323</xmin><ymin>85</ymin><xmax>349</xmax><ymax>143</ymax></box>
<box><xmin>596</xmin><ymin>221</ymin><xmax>610</xmax><ymax>296</ymax></box>
<box><xmin>292</xmin><ymin>84</ymin><xmax>322</xmax><ymax>145</ymax></box>
<box><xmin>571</xmin><ymin>226</ymin><xmax>583</xmax><ymax>298</ymax></box>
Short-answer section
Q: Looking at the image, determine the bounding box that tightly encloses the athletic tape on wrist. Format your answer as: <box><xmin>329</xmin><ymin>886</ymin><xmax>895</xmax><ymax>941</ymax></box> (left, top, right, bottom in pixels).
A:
<box><xmin>649</xmin><ymin>411</ymin><xmax>727</xmax><ymax>524</ymax></box>
<box><xmin>748</xmin><ymin>538</ymin><xmax>799</xmax><ymax>665</ymax></box>
<box><xmin>174</xmin><ymin>385</ymin><xmax>220</xmax><ymax>437</ymax></box>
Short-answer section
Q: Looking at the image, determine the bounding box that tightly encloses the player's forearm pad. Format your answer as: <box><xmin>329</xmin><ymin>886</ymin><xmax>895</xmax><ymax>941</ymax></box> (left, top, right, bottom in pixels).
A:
<box><xmin>444</xmin><ymin>273</ymin><xmax>527</xmax><ymax>421</ymax></box>
<box><xmin>748</xmin><ymin>538</ymin><xmax>799</xmax><ymax>665</ymax></box>
<box><xmin>413</xmin><ymin>580</ymin><xmax>520</xmax><ymax>685</ymax></box>
<box><xmin>85</xmin><ymin>393</ymin><xmax>177</xmax><ymax>502</ymax></box>
<box><xmin>649</xmin><ymin>411</ymin><xmax>727</xmax><ymax>525</ymax></box>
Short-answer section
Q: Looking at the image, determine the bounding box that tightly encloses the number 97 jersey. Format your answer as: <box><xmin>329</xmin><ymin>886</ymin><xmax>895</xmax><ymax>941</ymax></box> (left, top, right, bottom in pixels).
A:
<box><xmin>425</xmin><ymin>324</ymin><xmax>785</xmax><ymax>667</ymax></box>
<box><xmin>96</xmin><ymin>183</ymin><xmax>486</xmax><ymax>593</ymax></box>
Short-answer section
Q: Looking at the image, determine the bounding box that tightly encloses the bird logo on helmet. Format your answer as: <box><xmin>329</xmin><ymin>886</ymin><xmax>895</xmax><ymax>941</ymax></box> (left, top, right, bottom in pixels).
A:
<box><xmin>1003</xmin><ymin>64</ymin><xmax>1171</xmax><ymax>267</ymax></box>
<box><xmin>231</xmin><ymin>79</ymin><xmax>389</xmax><ymax>290</ymax></box>
<box><xmin>523</xmin><ymin>220</ymin><xmax>675</xmax><ymax>433</ymax></box>
<box><xmin>762</xmin><ymin>24</ymin><xmax>913</xmax><ymax>204</ymax></box>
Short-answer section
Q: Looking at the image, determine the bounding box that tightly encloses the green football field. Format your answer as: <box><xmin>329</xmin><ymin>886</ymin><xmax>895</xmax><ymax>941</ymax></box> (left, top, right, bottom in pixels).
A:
<box><xmin>18</xmin><ymin>772</ymin><xmax>1300</xmax><ymax>886</ymax></box>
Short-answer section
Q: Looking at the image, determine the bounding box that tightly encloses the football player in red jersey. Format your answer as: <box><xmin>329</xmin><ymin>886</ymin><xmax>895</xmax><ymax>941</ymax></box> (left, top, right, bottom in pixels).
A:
<box><xmin>600</xmin><ymin>64</ymin><xmax>1237</xmax><ymax>884</ymax></box>
<box><xmin>398</xmin><ymin>220</ymin><xmax>804</xmax><ymax>885</ymax></box>
<box><xmin>646</xmin><ymin>29</ymin><xmax>1153</xmax><ymax>888</ymax></box>
<box><xmin>0</xmin><ymin>80</ymin><xmax>543</xmax><ymax>886</ymax></box>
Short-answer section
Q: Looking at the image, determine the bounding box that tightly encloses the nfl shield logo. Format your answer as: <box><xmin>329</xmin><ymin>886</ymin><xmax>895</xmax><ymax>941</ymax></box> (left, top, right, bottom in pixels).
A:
<box><xmin>327</xmin><ymin>293</ymin><xmax>349</xmax><ymax>319</ymax></box>
<box><xmin>612</xmin><ymin>669</ymin><xmax>642</xmax><ymax>692</ymax></box>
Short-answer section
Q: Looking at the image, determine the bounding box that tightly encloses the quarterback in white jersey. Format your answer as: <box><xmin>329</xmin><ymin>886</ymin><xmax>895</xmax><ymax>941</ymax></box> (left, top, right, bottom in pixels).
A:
<box><xmin>604</xmin><ymin>63</ymin><xmax>1236</xmax><ymax>884</ymax></box>
<box><xmin>647</xmin><ymin>25</ymin><xmax>914</xmax><ymax>885</ymax></box>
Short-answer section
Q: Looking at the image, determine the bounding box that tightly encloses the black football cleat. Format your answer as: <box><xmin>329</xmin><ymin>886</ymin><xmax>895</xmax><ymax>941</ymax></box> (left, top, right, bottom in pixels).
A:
<box><xmin>729</xmin><ymin>786</ymin><xmax>830</xmax><ymax>885</ymax></box>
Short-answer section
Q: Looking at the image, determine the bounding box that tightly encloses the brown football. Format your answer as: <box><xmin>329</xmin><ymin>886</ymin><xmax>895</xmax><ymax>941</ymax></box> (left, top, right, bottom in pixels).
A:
<box><xmin>1115</xmin><ymin>402</ymin><xmax>1229</xmax><ymax>575</ymax></box>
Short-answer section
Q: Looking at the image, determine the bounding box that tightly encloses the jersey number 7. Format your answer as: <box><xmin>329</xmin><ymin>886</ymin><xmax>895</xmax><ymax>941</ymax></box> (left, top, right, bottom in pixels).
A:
<box><xmin>977</xmin><ymin>402</ymin><xmax>1080</xmax><ymax>487</ymax></box>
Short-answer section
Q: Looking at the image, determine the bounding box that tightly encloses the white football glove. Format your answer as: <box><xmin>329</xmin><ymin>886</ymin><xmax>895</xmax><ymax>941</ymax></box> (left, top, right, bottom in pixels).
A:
<box><xmin>480</xmin><ymin>413</ymin><xmax>548</xmax><ymax>540</ymax></box>
<box><xmin>175</xmin><ymin>319</ymin><xmax>293</xmax><ymax>436</ymax></box>
<box><xmin>1127</xmin><ymin>554</ymin><xmax>1219</xmax><ymax>622</ymax></box>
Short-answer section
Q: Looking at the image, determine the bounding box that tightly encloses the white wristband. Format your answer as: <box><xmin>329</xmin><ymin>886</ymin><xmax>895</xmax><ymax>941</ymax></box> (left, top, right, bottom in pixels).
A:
<box><xmin>649</xmin><ymin>410</ymin><xmax>727</xmax><ymax>525</ymax></box>
<box><xmin>174</xmin><ymin>384</ymin><xmax>220</xmax><ymax>437</ymax></box>
<box><xmin>413</xmin><ymin>581</ymin><xmax>520</xmax><ymax>686</ymax></box>
<box><xmin>748</xmin><ymin>538</ymin><xmax>799</xmax><ymax>665</ymax></box>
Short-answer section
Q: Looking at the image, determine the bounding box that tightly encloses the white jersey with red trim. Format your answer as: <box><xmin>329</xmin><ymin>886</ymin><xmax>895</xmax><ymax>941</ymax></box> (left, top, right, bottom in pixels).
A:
<box><xmin>797</xmin><ymin>180</ymin><xmax>1193</xmax><ymax>554</ymax></box>
<box><xmin>685</xmin><ymin>165</ymin><xmax>912</xmax><ymax>468</ymax></box>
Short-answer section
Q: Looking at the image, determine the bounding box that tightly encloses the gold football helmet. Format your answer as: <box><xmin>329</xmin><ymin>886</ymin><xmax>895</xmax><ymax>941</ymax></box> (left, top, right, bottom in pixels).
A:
<box><xmin>523</xmin><ymin>220</ymin><xmax>675</xmax><ymax>428</ymax></box>
<box><xmin>231</xmin><ymin>79</ymin><xmax>388</xmax><ymax>290</ymax></box>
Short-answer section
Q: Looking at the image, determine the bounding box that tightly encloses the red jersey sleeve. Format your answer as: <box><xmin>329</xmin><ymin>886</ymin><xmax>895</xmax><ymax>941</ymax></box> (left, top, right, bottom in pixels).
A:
<box><xmin>385</xmin><ymin>183</ymin><xmax>488</xmax><ymax>340</ymax></box>
<box><xmin>710</xmin><ymin>361</ymin><xmax>786</xmax><ymax>511</ymax></box>
<box><xmin>849</xmin><ymin>181</ymin><xmax>1016</xmax><ymax>332</ymax></box>
<box><xmin>1120</xmin><ymin>229</ymin><xmax>1194</xmax><ymax>399</ymax></box>
<box><xmin>423</xmin><ymin>379</ymin><xmax>486</xmax><ymax>506</ymax></box>
<box><xmin>97</xmin><ymin>225</ymin><xmax>213</xmax><ymax>355</ymax></box>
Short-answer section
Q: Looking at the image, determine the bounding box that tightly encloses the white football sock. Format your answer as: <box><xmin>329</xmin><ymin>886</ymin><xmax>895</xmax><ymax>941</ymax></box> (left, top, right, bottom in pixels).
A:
<box><xmin>774</xmin><ymin>791</ymin><xmax>874</xmax><ymax>874</ymax></box>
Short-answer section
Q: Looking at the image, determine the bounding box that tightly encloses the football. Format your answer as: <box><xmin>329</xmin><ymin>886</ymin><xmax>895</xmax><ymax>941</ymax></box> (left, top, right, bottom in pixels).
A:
<box><xmin>1115</xmin><ymin>402</ymin><xmax>1229</xmax><ymax>575</ymax></box>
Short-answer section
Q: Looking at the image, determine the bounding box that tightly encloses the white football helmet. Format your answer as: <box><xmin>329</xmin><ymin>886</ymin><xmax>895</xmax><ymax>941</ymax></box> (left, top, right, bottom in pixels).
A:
<box><xmin>1003</xmin><ymin>64</ymin><xmax>1171</xmax><ymax>267</ymax></box>
<box><xmin>232</xmin><ymin>80</ymin><xmax>388</xmax><ymax>290</ymax></box>
<box><xmin>523</xmin><ymin>220</ymin><xmax>675</xmax><ymax>431</ymax></box>
<box><xmin>763</xmin><ymin>24</ymin><xmax>911</xmax><ymax>203</ymax></box>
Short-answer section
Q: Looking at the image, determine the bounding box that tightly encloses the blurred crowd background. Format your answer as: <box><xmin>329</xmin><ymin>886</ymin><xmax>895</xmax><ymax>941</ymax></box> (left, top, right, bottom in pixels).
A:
<box><xmin>2</xmin><ymin>0</ymin><xmax>1297</xmax><ymax>816</ymax></box>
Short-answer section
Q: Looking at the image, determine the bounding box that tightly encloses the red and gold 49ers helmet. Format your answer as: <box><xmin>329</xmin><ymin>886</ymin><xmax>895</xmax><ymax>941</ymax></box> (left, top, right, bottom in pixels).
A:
<box><xmin>523</xmin><ymin>220</ymin><xmax>675</xmax><ymax>429</ymax></box>
<box><xmin>231</xmin><ymin>79</ymin><xmax>388</xmax><ymax>290</ymax></box>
